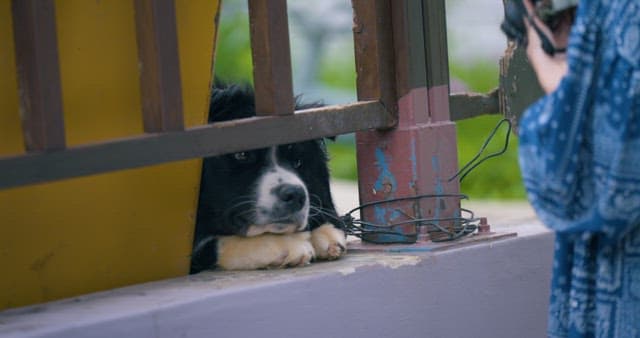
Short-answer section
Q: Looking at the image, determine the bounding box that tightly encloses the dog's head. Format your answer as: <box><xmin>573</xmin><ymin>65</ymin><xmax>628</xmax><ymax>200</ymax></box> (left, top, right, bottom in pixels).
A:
<box><xmin>195</xmin><ymin>84</ymin><xmax>338</xmax><ymax>238</ymax></box>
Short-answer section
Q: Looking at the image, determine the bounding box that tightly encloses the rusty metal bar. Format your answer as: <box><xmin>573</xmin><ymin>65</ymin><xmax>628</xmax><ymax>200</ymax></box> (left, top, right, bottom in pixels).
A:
<box><xmin>421</xmin><ymin>0</ymin><xmax>449</xmax><ymax>90</ymax></box>
<box><xmin>134</xmin><ymin>0</ymin><xmax>184</xmax><ymax>132</ymax></box>
<box><xmin>500</xmin><ymin>43</ymin><xmax>544</xmax><ymax>124</ymax></box>
<box><xmin>449</xmin><ymin>89</ymin><xmax>500</xmax><ymax>120</ymax></box>
<box><xmin>11</xmin><ymin>0</ymin><xmax>66</xmax><ymax>151</ymax></box>
<box><xmin>391</xmin><ymin>0</ymin><xmax>426</xmax><ymax>97</ymax></box>
<box><xmin>422</xmin><ymin>0</ymin><xmax>451</xmax><ymax>123</ymax></box>
<box><xmin>352</xmin><ymin>0</ymin><xmax>398</xmax><ymax>121</ymax></box>
<box><xmin>248</xmin><ymin>0</ymin><xmax>294</xmax><ymax>116</ymax></box>
<box><xmin>0</xmin><ymin>101</ymin><xmax>391</xmax><ymax>190</ymax></box>
<box><xmin>354</xmin><ymin>0</ymin><xmax>461</xmax><ymax>244</ymax></box>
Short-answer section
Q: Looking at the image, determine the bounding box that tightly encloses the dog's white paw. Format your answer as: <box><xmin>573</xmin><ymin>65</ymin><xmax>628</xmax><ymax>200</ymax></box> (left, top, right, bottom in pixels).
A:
<box><xmin>217</xmin><ymin>232</ymin><xmax>315</xmax><ymax>270</ymax></box>
<box><xmin>311</xmin><ymin>223</ymin><xmax>347</xmax><ymax>260</ymax></box>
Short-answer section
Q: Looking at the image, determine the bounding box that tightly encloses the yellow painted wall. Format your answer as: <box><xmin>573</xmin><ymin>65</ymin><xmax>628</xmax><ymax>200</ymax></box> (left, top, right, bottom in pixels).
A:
<box><xmin>0</xmin><ymin>0</ymin><xmax>219</xmax><ymax>310</ymax></box>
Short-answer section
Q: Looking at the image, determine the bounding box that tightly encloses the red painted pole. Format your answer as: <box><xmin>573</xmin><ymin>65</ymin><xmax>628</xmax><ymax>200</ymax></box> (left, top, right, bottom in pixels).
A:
<box><xmin>354</xmin><ymin>0</ymin><xmax>460</xmax><ymax>243</ymax></box>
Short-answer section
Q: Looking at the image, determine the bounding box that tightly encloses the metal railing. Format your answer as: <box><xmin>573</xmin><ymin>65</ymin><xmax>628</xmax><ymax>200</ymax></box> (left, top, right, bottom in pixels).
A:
<box><xmin>1</xmin><ymin>0</ymin><xmax>507</xmax><ymax>191</ymax></box>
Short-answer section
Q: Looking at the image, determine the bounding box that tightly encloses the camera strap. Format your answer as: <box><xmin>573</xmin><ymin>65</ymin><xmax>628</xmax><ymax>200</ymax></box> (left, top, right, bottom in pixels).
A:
<box><xmin>526</xmin><ymin>14</ymin><xmax>567</xmax><ymax>56</ymax></box>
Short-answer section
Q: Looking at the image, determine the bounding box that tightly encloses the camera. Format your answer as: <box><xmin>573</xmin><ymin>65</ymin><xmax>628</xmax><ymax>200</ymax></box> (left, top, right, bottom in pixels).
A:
<box><xmin>501</xmin><ymin>0</ymin><xmax>577</xmax><ymax>55</ymax></box>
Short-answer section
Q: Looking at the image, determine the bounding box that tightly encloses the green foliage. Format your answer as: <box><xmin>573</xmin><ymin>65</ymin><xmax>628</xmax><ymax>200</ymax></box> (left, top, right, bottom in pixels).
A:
<box><xmin>449</xmin><ymin>60</ymin><xmax>500</xmax><ymax>93</ymax></box>
<box><xmin>214</xmin><ymin>5</ymin><xmax>253</xmax><ymax>83</ymax></box>
<box><xmin>451</xmin><ymin>62</ymin><xmax>526</xmax><ymax>199</ymax></box>
<box><xmin>317</xmin><ymin>40</ymin><xmax>356</xmax><ymax>90</ymax></box>
<box><xmin>327</xmin><ymin>140</ymin><xmax>358</xmax><ymax>181</ymax></box>
<box><xmin>456</xmin><ymin>115</ymin><xmax>525</xmax><ymax>199</ymax></box>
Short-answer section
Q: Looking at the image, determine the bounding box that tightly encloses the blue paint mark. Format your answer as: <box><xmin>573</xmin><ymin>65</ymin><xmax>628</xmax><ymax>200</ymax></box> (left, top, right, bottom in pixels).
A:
<box><xmin>431</xmin><ymin>155</ymin><xmax>444</xmax><ymax>195</ymax></box>
<box><xmin>386</xmin><ymin>246</ymin><xmax>434</xmax><ymax>253</ymax></box>
<box><xmin>372</xmin><ymin>148</ymin><xmax>399</xmax><ymax>225</ymax></box>
<box><xmin>374</xmin><ymin>205</ymin><xmax>387</xmax><ymax>224</ymax></box>
<box><xmin>373</xmin><ymin>148</ymin><xmax>397</xmax><ymax>194</ymax></box>
<box><xmin>373</xmin><ymin>207</ymin><xmax>403</xmax><ymax>224</ymax></box>
<box><xmin>432</xmin><ymin>155</ymin><xmax>444</xmax><ymax>225</ymax></box>
<box><xmin>373</xmin><ymin>205</ymin><xmax>402</xmax><ymax>225</ymax></box>
<box><xmin>410</xmin><ymin>139</ymin><xmax>418</xmax><ymax>188</ymax></box>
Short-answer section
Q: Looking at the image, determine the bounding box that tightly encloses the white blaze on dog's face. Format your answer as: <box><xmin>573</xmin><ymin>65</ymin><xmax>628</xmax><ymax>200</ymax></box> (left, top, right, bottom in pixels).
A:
<box><xmin>246</xmin><ymin>147</ymin><xmax>310</xmax><ymax>236</ymax></box>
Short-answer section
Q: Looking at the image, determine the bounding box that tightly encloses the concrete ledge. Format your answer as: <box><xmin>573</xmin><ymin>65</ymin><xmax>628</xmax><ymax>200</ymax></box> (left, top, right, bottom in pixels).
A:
<box><xmin>0</xmin><ymin>227</ymin><xmax>553</xmax><ymax>338</ymax></box>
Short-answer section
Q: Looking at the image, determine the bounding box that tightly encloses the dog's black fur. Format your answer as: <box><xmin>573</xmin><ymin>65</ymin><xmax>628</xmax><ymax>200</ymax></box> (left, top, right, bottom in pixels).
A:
<box><xmin>190</xmin><ymin>83</ymin><xmax>342</xmax><ymax>273</ymax></box>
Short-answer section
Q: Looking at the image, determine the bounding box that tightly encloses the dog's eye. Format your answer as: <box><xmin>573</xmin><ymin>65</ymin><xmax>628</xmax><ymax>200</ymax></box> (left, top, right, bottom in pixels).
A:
<box><xmin>292</xmin><ymin>158</ymin><xmax>303</xmax><ymax>169</ymax></box>
<box><xmin>233</xmin><ymin>152</ymin><xmax>252</xmax><ymax>163</ymax></box>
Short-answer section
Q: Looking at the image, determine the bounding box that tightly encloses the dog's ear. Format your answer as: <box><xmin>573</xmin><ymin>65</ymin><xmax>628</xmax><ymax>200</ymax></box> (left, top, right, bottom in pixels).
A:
<box><xmin>208</xmin><ymin>83</ymin><xmax>256</xmax><ymax>122</ymax></box>
<box><xmin>315</xmin><ymin>138</ymin><xmax>335</xmax><ymax>161</ymax></box>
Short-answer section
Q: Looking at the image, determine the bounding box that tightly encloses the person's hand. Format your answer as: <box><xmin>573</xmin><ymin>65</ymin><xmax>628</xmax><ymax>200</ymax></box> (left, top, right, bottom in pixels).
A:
<box><xmin>523</xmin><ymin>0</ymin><xmax>569</xmax><ymax>93</ymax></box>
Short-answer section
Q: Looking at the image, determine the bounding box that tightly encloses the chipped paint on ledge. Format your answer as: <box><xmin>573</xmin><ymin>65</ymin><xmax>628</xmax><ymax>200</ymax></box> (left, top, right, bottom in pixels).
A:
<box><xmin>337</xmin><ymin>254</ymin><xmax>423</xmax><ymax>275</ymax></box>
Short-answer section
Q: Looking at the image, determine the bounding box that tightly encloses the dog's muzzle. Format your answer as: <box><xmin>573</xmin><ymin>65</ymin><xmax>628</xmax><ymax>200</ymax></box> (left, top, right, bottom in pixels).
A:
<box><xmin>272</xmin><ymin>183</ymin><xmax>306</xmax><ymax>216</ymax></box>
<box><xmin>246</xmin><ymin>182</ymin><xmax>310</xmax><ymax>236</ymax></box>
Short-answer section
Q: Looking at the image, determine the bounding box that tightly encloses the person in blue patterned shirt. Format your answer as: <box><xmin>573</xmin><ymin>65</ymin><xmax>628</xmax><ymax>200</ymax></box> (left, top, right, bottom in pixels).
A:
<box><xmin>518</xmin><ymin>0</ymin><xmax>640</xmax><ymax>337</ymax></box>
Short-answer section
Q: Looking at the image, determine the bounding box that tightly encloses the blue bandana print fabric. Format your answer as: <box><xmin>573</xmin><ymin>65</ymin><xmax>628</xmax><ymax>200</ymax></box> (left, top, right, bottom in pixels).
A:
<box><xmin>518</xmin><ymin>1</ymin><xmax>640</xmax><ymax>337</ymax></box>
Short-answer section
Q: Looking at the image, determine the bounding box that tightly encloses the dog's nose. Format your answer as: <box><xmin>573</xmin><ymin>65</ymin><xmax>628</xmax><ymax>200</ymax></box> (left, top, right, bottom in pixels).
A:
<box><xmin>273</xmin><ymin>184</ymin><xmax>306</xmax><ymax>211</ymax></box>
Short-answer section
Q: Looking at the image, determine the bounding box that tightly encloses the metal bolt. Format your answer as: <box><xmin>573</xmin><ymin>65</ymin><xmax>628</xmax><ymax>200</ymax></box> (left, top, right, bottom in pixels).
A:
<box><xmin>478</xmin><ymin>217</ymin><xmax>491</xmax><ymax>234</ymax></box>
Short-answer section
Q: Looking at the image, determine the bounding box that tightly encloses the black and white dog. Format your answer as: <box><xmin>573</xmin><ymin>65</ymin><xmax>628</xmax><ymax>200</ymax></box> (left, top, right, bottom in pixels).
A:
<box><xmin>190</xmin><ymin>84</ymin><xmax>346</xmax><ymax>273</ymax></box>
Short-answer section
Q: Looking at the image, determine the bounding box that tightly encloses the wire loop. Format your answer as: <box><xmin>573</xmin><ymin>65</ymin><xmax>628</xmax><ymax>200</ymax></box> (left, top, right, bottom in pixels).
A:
<box><xmin>341</xmin><ymin>193</ymin><xmax>479</xmax><ymax>243</ymax></box>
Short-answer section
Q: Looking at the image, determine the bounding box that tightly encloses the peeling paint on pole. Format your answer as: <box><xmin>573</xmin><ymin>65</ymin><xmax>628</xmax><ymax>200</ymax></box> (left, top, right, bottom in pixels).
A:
<box><xmin>356</xmin><ymin>89</ymin><xmax>461</xmax><ymax>243</ymax></box>
<box><xmin>354</xmin><ymin>0</ymin><xmax>460</xmax><ymax>244</ymax></box>
<box><xmin>373</xmin><ymin>147</ymin><xmax>397</xmax><ymax>196</ymax></box>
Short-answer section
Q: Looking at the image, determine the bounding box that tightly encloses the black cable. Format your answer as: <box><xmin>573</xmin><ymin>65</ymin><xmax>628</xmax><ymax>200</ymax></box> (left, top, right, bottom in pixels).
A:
<box><xmin>448</xmin><ymin>118</ymin><xmax>512</xmax><ymax>183</ymax></box>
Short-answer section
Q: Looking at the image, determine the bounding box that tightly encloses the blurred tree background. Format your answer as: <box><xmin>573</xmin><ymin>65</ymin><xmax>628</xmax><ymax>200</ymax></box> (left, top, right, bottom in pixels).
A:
<box><xmin>213</xmin><ymin>0</ymin><xmax>525</xmax><ymax>200</ymax></box>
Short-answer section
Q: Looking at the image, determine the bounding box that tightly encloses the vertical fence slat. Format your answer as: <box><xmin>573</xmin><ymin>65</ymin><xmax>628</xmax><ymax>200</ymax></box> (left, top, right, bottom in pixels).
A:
<box><xmin>353</xmin><ymin>0</ymin><xmax>460</xmax><ymax>244</ymax></box>
<box><xmin>391</xmin><ymin>0</ymin><xmax>427</xmax><ymax>98</ymax></box>
<box><xmin>12</xmin><ymin>0</ymin><xmax>66</xmax><ymax>152</ymax></box>
<box><xmin>422</xmin><ymin>0</ymin><xmax>451</xmax><ymax>122</ymax></box>
<box><xmin>352</xmin><ymin>0</ymin><xmax>397</xmax><ymax>118</ymax></box>
<box><xmin>248</xmin><ymin>0</ymin><xmax>294</xmax><ymax>116</ymax></box>
<box><xmin>134</xmin><ymin>0</ymin><xmax>184</xmax><ymax>132</ymax></box>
